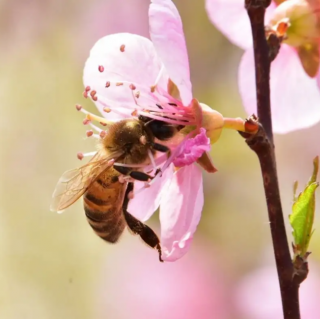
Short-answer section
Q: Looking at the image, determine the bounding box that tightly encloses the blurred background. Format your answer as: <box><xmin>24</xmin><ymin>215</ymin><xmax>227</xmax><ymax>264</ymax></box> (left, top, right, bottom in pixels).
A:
<box><xmin>1</xmin><ymin>0</ymin><xmax>320</xmax><ymax>318</ymax></box>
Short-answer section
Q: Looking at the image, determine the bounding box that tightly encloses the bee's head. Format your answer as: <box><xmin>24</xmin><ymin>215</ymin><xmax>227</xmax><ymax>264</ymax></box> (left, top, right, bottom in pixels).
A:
<box><xmin>103</xmin><ymin>119</ymin><xmax>153</xmax><ymax>164</ymax></box>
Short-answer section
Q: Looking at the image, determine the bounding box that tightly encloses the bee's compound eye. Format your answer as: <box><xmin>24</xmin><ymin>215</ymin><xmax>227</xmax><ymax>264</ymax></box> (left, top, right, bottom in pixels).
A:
<box><xmin>149</xmin><ymin>121</ymin><xmax>176</xmax><ymax>141</ymax></box>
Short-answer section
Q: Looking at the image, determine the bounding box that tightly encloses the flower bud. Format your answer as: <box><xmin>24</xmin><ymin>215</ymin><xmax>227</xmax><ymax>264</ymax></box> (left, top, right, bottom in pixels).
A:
<box><xmin>269</xmin><ymin>0</ymin><xmax>319</xmax><ymax>47</ymax></box>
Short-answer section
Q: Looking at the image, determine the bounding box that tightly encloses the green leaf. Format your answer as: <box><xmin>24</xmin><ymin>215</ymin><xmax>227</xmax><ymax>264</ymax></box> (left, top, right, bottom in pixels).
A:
<box><xmin>290</xmin><ymin>157</ymin><xmax>319</xmax><ymax>258</ymax></box>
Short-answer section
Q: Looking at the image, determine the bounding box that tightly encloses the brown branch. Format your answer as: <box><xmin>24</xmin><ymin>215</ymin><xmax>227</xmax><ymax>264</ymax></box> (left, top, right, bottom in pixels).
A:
<box><xmin>243</xmin><ymin>1</ymin><xmax>301</xmax><ymax>318</ymax></box>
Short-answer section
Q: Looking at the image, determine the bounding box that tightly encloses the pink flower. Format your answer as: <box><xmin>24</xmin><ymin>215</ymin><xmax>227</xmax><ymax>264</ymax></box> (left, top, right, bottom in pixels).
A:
<box><xmin>79</xmin><ymin>0</ymin><xmax>232</xmax><ymax>262</ymax></box>
<box><xmin>97</xmin><ymin>239</ymin><xmax>230</xmax><ymax>319</ymax></box>
<box><xmin>206</xmin><ymin>0</ymin><xmax>320</xmax><ymax>134</ymax></box>
<box><xmin>76</xmin><ymin>0</ymin><xmax>251</xmax><ymax>261</ymax></box>
<box><xmin>234</xmin><ymin>264</ymin><xmax>320</xmax><ymax>319</ymax></box>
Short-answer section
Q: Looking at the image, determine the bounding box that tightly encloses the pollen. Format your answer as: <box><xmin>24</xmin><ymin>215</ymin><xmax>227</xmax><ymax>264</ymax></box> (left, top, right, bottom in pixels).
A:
<box><xmin>103</xmin><ymin>107</ymin><xmax>111</xmax><ymax>113</ymax></box>
<box><xmin>120</xmin><ymin>44</ymin><xmax>125</xmax><ymax>52</ymax></box>
<box><xmin>98</xmin><ymin>65</ymin><xmax>104</xmax><ymax>72</ymax></box>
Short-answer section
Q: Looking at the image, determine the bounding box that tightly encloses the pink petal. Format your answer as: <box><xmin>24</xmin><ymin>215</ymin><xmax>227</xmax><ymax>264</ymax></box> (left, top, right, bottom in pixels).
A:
<box><xmin>128</xmin><ymin>165</ymin><xmax>174</xmax><ymax>222</ymax></box>
<box><xmin>83</xmin><ymin>33</ymin><xmax>168</xmax><ymax>121</ymax></box>
<box><xmin>159</xmin><ymin>164</ymin><xmax>203</xmax><ymax>261</ymax></box>
<box><xmin>239</xmin><ymin>44</ymin><xmax>320</xmax><ymax>133</ymax></box>
<box><xmin>173</xmin><ymin>128</ymin><xmax>211</xmax><ymax>167</ymax></box>
<box><xmin>205</xmin><ymin>0</ymin><xmax>276</xmax><ymax>50</ymax></box>
<box><xmin>149</xmin><ymin>0</ymin><xmax>192</xmax><ymax>105</ymax></box>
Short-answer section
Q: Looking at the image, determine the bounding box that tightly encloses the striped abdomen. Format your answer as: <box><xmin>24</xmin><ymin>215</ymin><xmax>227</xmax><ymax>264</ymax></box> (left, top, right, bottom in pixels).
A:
<box><xmin>83</xmin><ymin>167</ymin><xmax>127</xmax><ymax>243</ymax></box>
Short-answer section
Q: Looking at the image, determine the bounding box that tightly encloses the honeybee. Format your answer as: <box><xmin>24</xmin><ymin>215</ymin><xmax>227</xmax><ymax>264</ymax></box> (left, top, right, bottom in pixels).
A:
<box><xmin>51</xmin><ymin>117</ymin><xmax>182</xmax><ymax>262</ymax></box>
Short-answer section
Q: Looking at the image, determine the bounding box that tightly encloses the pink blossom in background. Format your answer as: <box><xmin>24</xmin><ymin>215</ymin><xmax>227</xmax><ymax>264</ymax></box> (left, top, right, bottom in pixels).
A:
<box><xmin>234</xmin><ymin>264</ymin><xmax>320</xmax><ymax>318</ymax></box>
<box><xmin>206</xmin><ymin>0</ymin><xmax>320</xmax><ymax>134</ymax></box>
<box><xmin>81</xmin><ymin>0</ymin><xmax>226</xmax><ymax>261</ymax></box>
<box><xmin>97</xmin><ymin>239</ymin><xmax>230</xmax><ymax>319</ymax></box>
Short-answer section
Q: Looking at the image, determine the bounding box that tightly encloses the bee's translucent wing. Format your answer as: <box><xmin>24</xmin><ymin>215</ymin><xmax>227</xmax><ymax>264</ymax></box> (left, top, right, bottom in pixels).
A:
<box><xmin>50</xmin><ymin>151</ymin><xmax>118</xmax><ymax>212</ymax></box>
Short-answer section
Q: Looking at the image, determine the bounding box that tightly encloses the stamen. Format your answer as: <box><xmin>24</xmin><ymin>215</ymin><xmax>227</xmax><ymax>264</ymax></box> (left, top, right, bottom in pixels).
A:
<box><xmin>76</xmin><ymin>104</ymin><xmax>82</xmax><ymax>111</ymax></box>
<box><xmin>86</xmin><ymin>130</ymin><xmax>100</xmax><ymax>139</ymax></box>
<box><xmin>151</xmin><ymin>64</ymin><xmax>165</xmax><ymax>90</ymax></box>
<box><xmin>120</xmin><ymin>44</ymin><xmax>125</xmax><ymax>52</ymax></box>
<box><xmin>138</xmin><ymin>111</ymin><xmax>195</xmax><ymax>126</ymax></box>
<box><xmin>105</xmin><ymin>81</ymin><xmax>111</xmax><ymax>88</ymax></box>
<box><xmin>88</xmin><ymin>122</ymin><xmax>102</xmax><ymax>133</ymax></box>
<box><xmin>116</xmin><ymin>82</ymin><xmax>124</xmax><ymax>86</ymax></box>
<box><xmin>148</xmin><ymin>150</ymin><xmax>157</xmax><ymax>171</ymax></box>
<box><xmin>98</xmin><ymin>65</ymin><xmax>104</xmax><ymax>72</ymax></box>
<box><xmin>79</xmin><ymin>107</ymin><xmax>111</xmax><ymax>125</ymax></box>
<box><xmin>76</xmin><ymin>151</ymin><xmax>97</xmax><ymax>160</ymax></box>
<box><xmin>113</xmin><ymin>162</ymin><xmax>147</xmax><ymax>168</ymax></box>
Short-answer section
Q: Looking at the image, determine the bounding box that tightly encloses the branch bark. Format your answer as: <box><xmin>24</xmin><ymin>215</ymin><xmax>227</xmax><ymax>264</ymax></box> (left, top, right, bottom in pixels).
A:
<box><xmin>243</xmin><ymin>1</ymin><xmax>301</xmax><ymax>318</ymax></box>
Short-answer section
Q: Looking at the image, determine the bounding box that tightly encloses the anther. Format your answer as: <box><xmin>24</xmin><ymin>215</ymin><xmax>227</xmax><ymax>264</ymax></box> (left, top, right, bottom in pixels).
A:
<box><xmin>83</xmin><ymin>118</ymin><xmax>90</xmax><ymax>125</ymax></box>
<box><xmin>128</xmin><ymin>191</ymin><xmax>134</xmax><ymax>199</ymax></box>
<box><xmin>135</xmin><ymin>91</ymin><xmax>140</xmax><ymax>98</ymax></box>
<box><xmin>116</xmin><ymin>82</ymin><xmax>124</xmax><ymax>86</ymax></box>
<box><xmin>75</xmin><ymin>104</ymin><xmax>82</xmax><ymax>111</ymax></box>
<box><xmin>92</xmin><ymin>96</ymin><xmax>98</xmax><ymax>101</ymax></box>
<box><xmin>100</xmin><ymin>122</ymin><xmax>107</xmax><ymax>126</ymax></box>
<box><xmin>103</xmin><ymin>107</ymin><xmax>111</xmax><ymax>113</ymax></box>
<box><xmin>85</xmin><ymin>86</ymin><xmax>91</xmax><ymax>92</ymax></box>
<box><xmin>150</xmin><ymin>85</ymin><xmax>156</xmax><ymax>93</ymax></box>
<box><xmin>100</xmin><ymin>131</ymin><xmax>106</xmax><ymax>138</ymax></box>
<box><xmin>98</xmin><ymin>65</ymin><xmax>104</xmax><ymax>72</ymax></box>
<box><xmin>105</xmin><ymin>81</ymin><xmax>110</xmax><ymax>88</ymax></box>
<box><xmin>140</xmin><ymin>135</ymin><xmax>147</xmax><ymax>145</ymax></box>
<box><xmin>83</xmin><ymin>91</ymin><xmax>88</xmax><ymax>98</ymax></box>
<box><xmin>90</xmin><ymin>90</ymin><xmax>97</xmax><ymax>98</ymax></box>
<box><xmin>77</xmin><ymin>152</ymin><xmax>84</xmax><ymax>160</ymax></box>
<box><xmin>86</xmin><ymin>130</ymin><xmax>93</xmax><ymax>137</ymax></box>
<box><xmin>131</xmin><ymin>109</ymin><xmax>138</xmax><ymax>116</ymax></box>
<box><xmin>129</xmin><ymin>84</ymin><xmax>136</xmax><ymax>90</ymax></box>
<box><xmin>120</xmin><ymin>44</ymin><xmax>125</xmax><ymax>52</ymax></box>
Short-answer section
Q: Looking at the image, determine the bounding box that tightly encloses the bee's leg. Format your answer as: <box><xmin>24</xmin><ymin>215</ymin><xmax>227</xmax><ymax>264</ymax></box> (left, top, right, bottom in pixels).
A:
<box><xmin>151</xmin><ymin>142</ymin><xmax>170</xmax><ymax>153</ymax></box>
<box><xmin>123</xmin><ymin>183</ymin><xmax>163</xmax><ymax>262</ymax></box>
<box><xmin>114</xmin><ymin>165</ymin><xmax>153</xmax><ymax>182</ymax></box>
